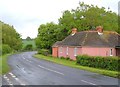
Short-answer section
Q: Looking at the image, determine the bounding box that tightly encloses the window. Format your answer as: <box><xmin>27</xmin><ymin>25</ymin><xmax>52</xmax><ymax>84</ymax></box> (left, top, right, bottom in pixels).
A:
<box><xmin>110</xmin><ymin>49</ymin><xmax>113</xmax><ymax>56</ymax></box>
<box><xmin>74</xmin><ymin>47</ymin><xmax>77</xmax><ymax>56</ymax></box>
<box><xmin>66</xmin><ymin>47</ymin><xmax>68</xmax><ymax>55</ymax></box>
<box><xmin>60</xmin><ymin>47</ymin><xmax>62</xmax><ymax>53</ymax></box>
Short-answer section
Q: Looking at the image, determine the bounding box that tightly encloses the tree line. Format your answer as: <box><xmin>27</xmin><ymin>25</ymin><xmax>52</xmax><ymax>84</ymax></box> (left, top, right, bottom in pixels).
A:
<box><xmin>0</xmin><ymin>21</ymin><xmax>22</xmax><ymax>55</ymax></box>
<box><xmin>35</xmin><ymin>2</ymin><xmax>119</xmax><ymax>53</ymax></box>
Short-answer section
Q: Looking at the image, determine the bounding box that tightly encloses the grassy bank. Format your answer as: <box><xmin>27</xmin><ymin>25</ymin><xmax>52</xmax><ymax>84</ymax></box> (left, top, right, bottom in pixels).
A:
<box><xmin>0</xmin><ymin>54</ymin><xmax>12</xmax><ymax>75</ymax></box>
<box><xmin>34</xmin><ymin>54</ymin><xmax>119</xmax><ymax>78</ymax></box>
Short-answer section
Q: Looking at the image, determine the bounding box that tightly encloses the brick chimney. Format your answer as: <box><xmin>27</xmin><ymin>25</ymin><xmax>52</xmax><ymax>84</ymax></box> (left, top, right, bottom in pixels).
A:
<box><xmin>71</xmin><ymin>28</ymin><xmax>77</xmax><ymax>36</ymax></box>
<box><xmin>96</xmin><ymin>26</ymin><xmax>103</xmax><ymax>35</ymax></box>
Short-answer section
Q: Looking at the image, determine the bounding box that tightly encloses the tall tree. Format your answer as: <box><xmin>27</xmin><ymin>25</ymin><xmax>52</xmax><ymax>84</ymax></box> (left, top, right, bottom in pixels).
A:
<box><xmin>35</xmin><ymin>22</ymin><xmax>60</xmax><ymax>50</ymax></box>
<box><xmin>1</xmin><ymin>21</ymin><xmax>22</xmax><ymax>51</ymax></box>
<box><xmin>36</xmin><ymin>2</ymin><xmax>119</xmax><ymax>52</ymax></box>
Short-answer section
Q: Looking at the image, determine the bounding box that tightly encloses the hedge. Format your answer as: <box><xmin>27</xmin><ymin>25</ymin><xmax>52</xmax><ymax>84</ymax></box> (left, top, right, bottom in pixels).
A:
<box><xmin>38</xmin><ymin>49</ymin><xmax>50</xmax><ymax>56</ymax></box>
<box><xmin>76</xmin><ymin>55</ymin><xmax>119</xmax><ymax>71</ymax></box>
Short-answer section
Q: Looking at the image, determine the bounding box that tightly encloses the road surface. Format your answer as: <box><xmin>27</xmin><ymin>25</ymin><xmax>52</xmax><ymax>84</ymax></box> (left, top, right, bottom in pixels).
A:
<box><xmin>2</xmin><ymin>52</ymin><xmax>119</xmax><ymax>86</ymax></box>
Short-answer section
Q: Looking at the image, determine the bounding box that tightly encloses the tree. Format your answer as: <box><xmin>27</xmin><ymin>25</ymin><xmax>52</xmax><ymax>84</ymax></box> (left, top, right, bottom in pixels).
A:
<box><xmin>59</xmin><ymin>2</ymin><xmax>119</xmax><ymax>34</ymax></box>
<box><xmin>35</xmin><ymin>22</ymin><xmax>60</xmax><ymax>51</ymax></box>
<box><xmin>36</xmin><ymin>2</ymin><xmax>119</xmax><ymax>53</ymax></box>
<box><xmin>1</xmin><ymin>21</ymin><xmax>22</xmax><ymax>52</ymax></box>
<box><xmin>26</xmin><ymin>36</ymin><xmax>31</xmax><ymax>41</ymax></box>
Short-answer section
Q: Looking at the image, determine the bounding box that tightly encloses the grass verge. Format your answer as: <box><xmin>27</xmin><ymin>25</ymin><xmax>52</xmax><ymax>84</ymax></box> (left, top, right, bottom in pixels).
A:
<box><xmin>34</xmin><ymin>54</ymin><xmax>119</xmax><ymax>78</ymax></box>
<box><xmin>0</xmin><ymin>54</ymin><xmax>12</xmax><ymax>75</ymax></box>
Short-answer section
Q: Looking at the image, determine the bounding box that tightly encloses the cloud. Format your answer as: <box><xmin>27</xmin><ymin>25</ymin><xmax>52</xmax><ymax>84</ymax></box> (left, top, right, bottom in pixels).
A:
<box><xmin>0</xmin><ymin>0</ymin><xmax>119</xmax><ymax>39</ymax></box>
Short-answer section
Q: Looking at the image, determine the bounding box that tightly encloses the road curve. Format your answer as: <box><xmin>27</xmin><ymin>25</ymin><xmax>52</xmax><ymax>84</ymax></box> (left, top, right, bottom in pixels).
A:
<box><xmin>2</xmin><ymin>51</ymin><xmax>119</xmax><ymax>86</ymax></box>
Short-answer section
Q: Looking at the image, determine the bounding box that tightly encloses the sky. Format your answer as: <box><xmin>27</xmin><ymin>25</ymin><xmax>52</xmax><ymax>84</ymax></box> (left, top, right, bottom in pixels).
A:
<box><xmin>0</xmin><ymin>0</ymin><xmax>119</xmax><ymax>39</ymax></box>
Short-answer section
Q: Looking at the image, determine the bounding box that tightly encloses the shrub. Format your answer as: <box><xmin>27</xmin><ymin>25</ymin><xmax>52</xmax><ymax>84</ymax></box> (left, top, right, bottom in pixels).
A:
<box><xmin>76</xmin><ymin>55</ymin><xmax>119</xmax><ymax>71</ymax></box>
<box><xmin>66</xmin><ymin>57</ymin><xmax>70</xmax><ymax>60</ymax></box>
<box><xmin>38</xmin><ymin>49</ymin><xmax>50</xmax><ymax>56</ymax></box>
<box><xmin>60</xmin><ymin>56</ymin><xmax>65</xmax><ymax>59</ymax></box>
<box><xmin>2</xmin><ymin>44</ymin><xmax>12</xmax><ymax>55</ymax></box>
<box><xmin>24</xmin><ymin>44</ymin><xmax>33</xmax><ymax>51</ymax></box>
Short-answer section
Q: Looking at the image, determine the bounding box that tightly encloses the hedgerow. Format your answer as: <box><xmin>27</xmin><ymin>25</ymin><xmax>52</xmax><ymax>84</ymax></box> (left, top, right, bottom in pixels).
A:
<box><xmin>76</xmin><ymin>55</ymin><xmax>119</xmax><ymax>71</ymax></box>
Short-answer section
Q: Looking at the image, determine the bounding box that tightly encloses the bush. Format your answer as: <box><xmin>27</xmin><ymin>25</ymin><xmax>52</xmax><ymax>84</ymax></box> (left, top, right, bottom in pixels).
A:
<box><xmin>38</xmin><ymin>49</ymin><xmax>50</xmax><ymax>56</ymax></box>
<box><xmin>2</xmin><ymin>44</ymin><xmax>13</xmax><ymax>55</ymax></box>
<box><xmin>76</xmin><ymin>55</ymin><xmax>119</xmax><ymax>71</ymax></box>
<box><xmin>24</xmin><ymin>44</ymin><xmax>33</xmax><ymax>51</ymax></box>
<box><xmin>66</xmin><ymin>57</ymin><xmax>70</xmax><ymax>60</ymax></box>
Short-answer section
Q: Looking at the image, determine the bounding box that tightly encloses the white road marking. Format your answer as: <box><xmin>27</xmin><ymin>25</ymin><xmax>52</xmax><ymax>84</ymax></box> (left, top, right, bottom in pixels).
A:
<box><xmin>20</xmin><ymin>84</ymin><xmax>26</xmax><ymax>85</ymax></box>
<box><xmin>3</xmin><ymin>75</ymin><xmax>8</xmax><ymax>79</ymax></box>
<box><xmin>3</xmin><ymin>75</ymin><xmax>13</xmax><ymax>85</ymax></box>
<box><xmin>6</xmin><ymin>78</ymin><xmax>9</xmax><ymax>81</ymax></box>
<box><xmin>21</xmin><ymin>68</ymin><xmax>26</xmax><ymax>73</ymax></box>
<box><xmin>9</xmin><ymin>72</ymin><xmax>16</xmax><ymax>78</ymax></box>
<box><xmin>81</xmin><ymin>80</ymin><xmax>96</xmax><ymax>85</ymax></box>
<box><xmin>9</xmin><ymin>72</ymin><xmax>14</xmax><ymax>76</ymax></box>
<box><xmin>9</xmin><ymin>83</ymin><xmax>13</xmax><ymax>85</ymax></box>
<box><xmin>15</xmin><ymin>78</ymin><xmax>19</xmax><ymax>80</ymax></box>
<box><xmin>38</xmin><ymin>65</ymin><xmax>64</xmax><ymax>75</ymax></box>
<box><xmin>8</xmin><ymin>72</ymin><xmax>26</xmax><ymax>85</ymax></box>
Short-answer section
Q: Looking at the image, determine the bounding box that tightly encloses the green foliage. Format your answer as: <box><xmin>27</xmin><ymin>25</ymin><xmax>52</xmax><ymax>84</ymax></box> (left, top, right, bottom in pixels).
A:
<box><xmin>26</xmin><ymin>36</ymin><xmax>31</xmax><ymax>41</ymax></box>
<box><xmin>76</xmin><ymin>55</ymin><xmax>119</xmax><ymax>71</ymax></box>
<box><xmin>60</xmin><ymin>56</ymin><xmax>70</xmax><ymax>60</ymax></box>
<box><xmin>36</xmin><ymin>2</ymin><xmax>119</xmax><ymax>53</ymax></box>
<box><xmin>59</xmin><ymin>2</ymin><xmax>119</xmax><ymax>34</ymax></box>
<box><xmin>35</xmin><ymin>22</ymin><xmax>62</xmax><ymax>50</ymax></box>
<box><xmin>2</xmin><ymin>44</ymin><xmax>13</xmax><ymax>55</ymax></box>
<box><xmin>38</xmin><ymin>49</ymin><xmax>50</xmax><ymax>56</ymax></box>
<box><xmin>0</xmin><ymin>54</ymin><xmax>12</xmax><ymax>74</ymax></box>
<box><xmin>22</xmin><ymin>39</ymin><xmax>36</xmax><ymax>50</ymax></box>
<box><xmin>1</xmin><ymin>21</ymin><xmax>22</xmax><ymax>53</ymax></box>
<box><xmin>24</xmin><ymin>44</ymin><xmax>33</xmax><ymax>51</ymax></box>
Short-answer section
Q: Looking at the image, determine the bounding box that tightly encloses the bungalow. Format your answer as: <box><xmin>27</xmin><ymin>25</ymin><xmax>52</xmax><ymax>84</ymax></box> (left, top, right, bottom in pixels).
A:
<box><xmin>52</xmin><ymin>26</ymin><xmax>120</xmax><ymax>60</ymax></box>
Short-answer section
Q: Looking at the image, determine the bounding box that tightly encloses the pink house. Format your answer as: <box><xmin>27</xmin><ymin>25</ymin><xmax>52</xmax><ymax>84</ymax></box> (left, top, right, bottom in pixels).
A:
<box><xmin>52</xmin><ymin>26</ymin><xmax>120</xmax><ymax>60</ymax></box>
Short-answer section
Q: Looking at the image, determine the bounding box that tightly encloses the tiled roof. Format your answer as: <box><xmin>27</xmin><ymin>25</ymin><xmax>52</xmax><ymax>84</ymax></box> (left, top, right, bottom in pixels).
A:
<box><xmin>52</xmin><ymin>31</ymin><xmax>120</xmax><ymax>47</ymax></box>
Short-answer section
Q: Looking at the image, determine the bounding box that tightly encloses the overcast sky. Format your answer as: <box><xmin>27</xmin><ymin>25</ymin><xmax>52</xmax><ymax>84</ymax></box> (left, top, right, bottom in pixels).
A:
<box><xmin>0</xmin><ymin>0</ymin><xmax>119</xmax><ymax>39</ymax></box>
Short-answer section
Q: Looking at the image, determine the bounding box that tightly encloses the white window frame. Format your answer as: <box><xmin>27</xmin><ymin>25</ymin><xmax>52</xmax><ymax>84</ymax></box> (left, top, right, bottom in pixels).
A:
<box><xmin>74</xmin><ymin>47</ymin><xmax>77</xmax><ymax>56</ymax></box>
<box><xmin>110</xmin><ymin>48</ymin><xmax>113</xmax><ymax>56</ymax></box>
<box><xmin>66</xmin><ymin>47</ymin><xmax>68</xmax><ymax>55</ymax></box>
<box><xmin>60</xmin><ymin>47</ymin><xmax>62</xmax><ymax>53</ymax></box>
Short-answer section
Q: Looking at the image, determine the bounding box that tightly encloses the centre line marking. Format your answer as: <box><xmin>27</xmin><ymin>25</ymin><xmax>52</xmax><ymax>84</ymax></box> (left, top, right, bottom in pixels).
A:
<box><xmin>38</xmin><ymin>65</ymin><xmax>64</xmax><ymax>75</ymax></box>
<box><xmin>81</xmin><ymin>80</ymin><xmax>96</xmax><ymax>85</ymax></box>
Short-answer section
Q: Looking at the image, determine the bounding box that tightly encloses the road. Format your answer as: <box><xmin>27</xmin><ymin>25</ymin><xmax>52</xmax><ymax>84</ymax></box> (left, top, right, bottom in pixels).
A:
<box><xmin>2</xmin><ymin>52</ymin><xmax>119</xmax><ymax>86</ymax></box>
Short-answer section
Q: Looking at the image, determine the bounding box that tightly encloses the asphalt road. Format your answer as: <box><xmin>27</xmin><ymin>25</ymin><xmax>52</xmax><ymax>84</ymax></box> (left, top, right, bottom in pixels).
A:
<box><xmin>2</xmin><ymin>52</ymin><xmax>119</xmax><ymax>86</ymax></box>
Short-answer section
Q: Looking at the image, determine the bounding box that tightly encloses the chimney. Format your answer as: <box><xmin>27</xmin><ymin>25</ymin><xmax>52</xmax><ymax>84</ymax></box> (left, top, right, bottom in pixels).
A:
<box><xmin>71</xmin><ymin>28</ymin><xmax>77</xmax><ymax>36</ymax></box>
<box><xmin>96</xmin><ymin>26</ymin><xmax>103</xmax><ymax>35</ymax></box>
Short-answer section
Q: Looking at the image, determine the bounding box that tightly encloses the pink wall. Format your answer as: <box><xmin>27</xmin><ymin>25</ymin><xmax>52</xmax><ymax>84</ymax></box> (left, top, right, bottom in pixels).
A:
<box><xmin>81</xmin><ymin>47</ymin><xmax>116</xmax><ymax>57</ymax></box>
<box><xmin>57</xmin><ymin>46</ymin><xmax>117</xmax><ymax>60</ymax></box>
<box><xmin>58</xmin><ymin>46</ymin><xmax>82</xmax><ymax>60</ymax></box>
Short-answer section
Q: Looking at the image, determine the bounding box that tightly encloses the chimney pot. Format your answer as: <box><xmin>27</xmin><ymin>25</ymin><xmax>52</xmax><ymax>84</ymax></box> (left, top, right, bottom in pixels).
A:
<box><xmin>96</xmin><ymin>26</ymin><xmax>103</xmax><ymax>35</ymax></box>
<box><xmin>71</xmin><ymin>28</ymin><xmax>77</xmax><ymax>35</ymax></box>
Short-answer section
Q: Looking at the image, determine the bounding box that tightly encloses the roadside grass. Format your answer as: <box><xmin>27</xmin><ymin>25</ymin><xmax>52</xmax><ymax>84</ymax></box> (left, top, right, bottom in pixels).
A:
<box><xmin>0</xmin><ymin>54</ymin><xmax>12</xmax><ymax>75</ymax></box>
<box><xmin>34</xmin><ymin>54</ymin><xmax>119</xmax><ymax>78</ymax></box>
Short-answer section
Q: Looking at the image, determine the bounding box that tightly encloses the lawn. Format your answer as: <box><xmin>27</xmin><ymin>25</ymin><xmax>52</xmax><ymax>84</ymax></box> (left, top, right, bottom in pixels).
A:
<box><xmin>0</xmin><ymin>54</ymin><xmax>11</xmax><ymax>75</ymax></box>
<box><xmin>34</xmin><ymin>54</ymin><xmax>119</xmax><ymax>78</ymax></box>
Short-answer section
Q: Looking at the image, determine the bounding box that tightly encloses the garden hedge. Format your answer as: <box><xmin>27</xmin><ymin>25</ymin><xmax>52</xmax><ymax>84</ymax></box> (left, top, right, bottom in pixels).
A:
<box><xmin>76</xmin><ymin>55</ymin><xmax>119</xmax><ymax>71</ymax></box>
